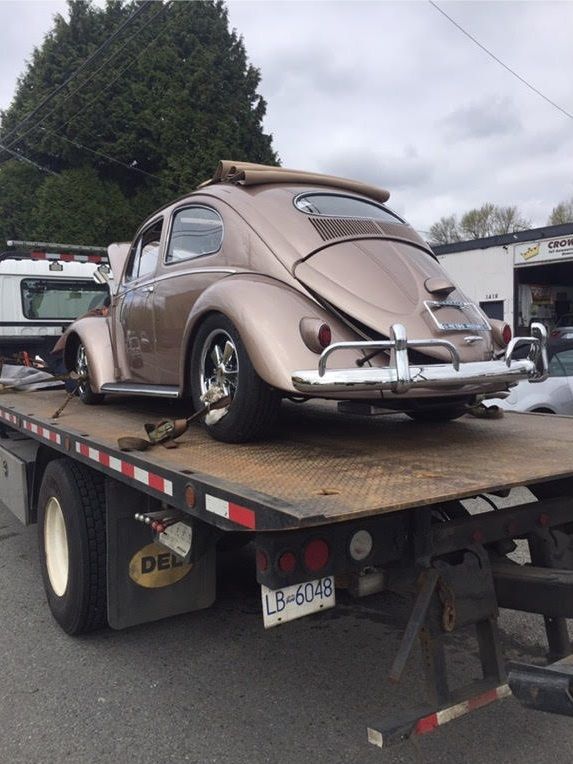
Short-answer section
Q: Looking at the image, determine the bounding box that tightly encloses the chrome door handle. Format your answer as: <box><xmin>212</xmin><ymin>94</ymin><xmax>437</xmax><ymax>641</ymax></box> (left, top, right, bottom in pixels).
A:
<box><xmin>143</xmin><ymin>285</ymin><xmax>154</xmax><ymax>294</ymax></box>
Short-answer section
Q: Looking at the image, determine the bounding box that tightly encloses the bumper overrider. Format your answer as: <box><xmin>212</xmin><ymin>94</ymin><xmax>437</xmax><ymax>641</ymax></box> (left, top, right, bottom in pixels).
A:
<box><xmin>292</xmin><ymin>322</ymin><xmax>549</xmax><ymax>395</ymax></box>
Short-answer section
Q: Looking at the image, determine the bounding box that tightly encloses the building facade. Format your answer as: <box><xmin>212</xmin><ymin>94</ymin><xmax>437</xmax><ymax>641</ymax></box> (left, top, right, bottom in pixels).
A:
<box><xmin>433</xmin><ymin>223</ymin><xmax>573</xmax><ymax>335</ymax></box>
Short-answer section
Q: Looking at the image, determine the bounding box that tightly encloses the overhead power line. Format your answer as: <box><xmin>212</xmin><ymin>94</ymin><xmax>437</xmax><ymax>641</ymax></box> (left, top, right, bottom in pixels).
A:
<box><xmin>428</xmin><ymin>0</ymin><xmax>573</xmax><ymax>121</ymax></box>
<box><xmin>0</xmin><ymin>143</ymin><xmax>56</xmax><ymax>175</ymax></box>
<box><xmin>0</xmin><ymin>0</ymin><xmax>155</xmax><ymax>152</ymax></box>
<box><xmin>1</xmin><ymin>1</ymin><xmax>170</xmax><ymax>157</ymax></box>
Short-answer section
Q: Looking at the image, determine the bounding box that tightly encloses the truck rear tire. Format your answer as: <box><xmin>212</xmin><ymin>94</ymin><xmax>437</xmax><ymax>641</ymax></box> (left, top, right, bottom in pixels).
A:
<box><xmin>38</xmin><ymin>458</ymin><xmax>107</xmax><ymax>635</ymax></box>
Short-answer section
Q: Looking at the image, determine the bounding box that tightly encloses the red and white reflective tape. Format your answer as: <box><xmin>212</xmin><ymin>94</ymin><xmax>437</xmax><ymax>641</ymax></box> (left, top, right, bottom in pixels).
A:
<box><xmin>0</xmin><ymin>409</ymin><xmax>18</xmax><ymax>425</ymax></box>
<box><xmin>22</xmin><ymin>419</ymin><xmax>61</xmax><ymax>445</ymax></box>
<box><xmin>367</xmin><ymin>684</ymin><xmax>511</xmax><ymax>748</ymax></box>
<box><xmin>205</xmin><ymin>494</ymin><xmax>256</xmax><ymax>529</ymax></box>
<box><xmin>75</xmin><ymin>442</ymin><xmax>173</xmax><ymax>497</ymax></box>
<box><xmin>30</xmin><ymin>251</ymin><xmax>103</xmax><ymax>263</ymax></box>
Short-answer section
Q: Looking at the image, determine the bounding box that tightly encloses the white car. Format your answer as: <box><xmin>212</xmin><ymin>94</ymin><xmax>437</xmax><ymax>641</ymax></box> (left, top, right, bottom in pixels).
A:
<box><xmin>494</xmin><ymin>342</ymin><xmax>573</xmax><ymax>415</ymax></box>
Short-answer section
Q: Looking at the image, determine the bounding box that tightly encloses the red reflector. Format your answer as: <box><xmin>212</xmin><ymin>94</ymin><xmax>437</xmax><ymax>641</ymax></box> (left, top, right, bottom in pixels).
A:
<box><xmin>303</xmin><ymin>539</ymin><xmax>330</xmax><ymax>572</ymax></box>
<box><xmin>318</xmin><ymin>323</ymin><xmax>332</xmax><ymax>349</ymax></box>
<box><xmin>502</xmin><ymin>324</ymin><xmax>512</xmax><ymax>345</ymax></box>
<box><xmin>551</xmin><ymin>330</ymin><xmax>560</xmax><ymax>338</ymax></box>
<box><xmin>278</xmin><ymin>551</ymin><xmax>297</xmax><ymax>574</ymax></box>
<box><xmin>256</xmin><ymin>550</ymin><xmax>269</xmax><ymax>572</ymax></box>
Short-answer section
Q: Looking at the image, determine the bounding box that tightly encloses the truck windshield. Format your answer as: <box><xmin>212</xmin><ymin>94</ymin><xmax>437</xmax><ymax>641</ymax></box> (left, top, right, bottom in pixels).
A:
<box><xmin>20</xmin><ymin>279</ymin><xmax>108</xmax><ymax>320</ymax></box>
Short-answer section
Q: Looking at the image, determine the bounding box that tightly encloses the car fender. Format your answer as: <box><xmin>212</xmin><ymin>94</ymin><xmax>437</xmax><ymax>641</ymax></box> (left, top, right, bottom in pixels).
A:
<box><xmin>181</xmin><ymin>274</ymin><xmax>361</xmax><ymax>392</ymax></box>
<box><xmin>63</xmin><ymin>316</ymin><xmax>115</xmax><ymax>392</ymax></box>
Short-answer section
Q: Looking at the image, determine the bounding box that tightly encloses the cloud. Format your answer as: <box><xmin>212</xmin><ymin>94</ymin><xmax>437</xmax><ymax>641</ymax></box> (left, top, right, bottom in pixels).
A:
<box><xmin>441</xmin><ymin>96</ymin><xmax>522</xmax><ymax>141</ymax></box>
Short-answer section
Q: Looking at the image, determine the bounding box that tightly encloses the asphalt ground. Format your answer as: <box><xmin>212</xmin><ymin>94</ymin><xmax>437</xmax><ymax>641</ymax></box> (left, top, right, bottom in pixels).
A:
<box><xmin>1</xmin><ymin>485</ymin><xmax>573</xmax><ymax>764</ymax></box>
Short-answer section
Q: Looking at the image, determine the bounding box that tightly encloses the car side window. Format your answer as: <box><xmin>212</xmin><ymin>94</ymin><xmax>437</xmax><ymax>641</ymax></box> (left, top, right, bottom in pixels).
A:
<box><xmin>124</xmin><ymin>218</ymin><xmax>164</xmax><ymax>282</ymax></box>
<box><xmin>165</xmin><ymin>206</ymin><xmax>223</xmax><ymax>263</ymax></box>
<box><xmin>549</xmin><ymin>349</ymin><xmax>573</xmax><ymax>377</ymax></box>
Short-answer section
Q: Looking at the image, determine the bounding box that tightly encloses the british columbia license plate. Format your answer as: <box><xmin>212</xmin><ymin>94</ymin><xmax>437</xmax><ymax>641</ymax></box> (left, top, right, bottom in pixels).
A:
<box><xmin>261</xmin><ymin>576</ymin><xmax>335</xmax><ymax>628</ymax></box>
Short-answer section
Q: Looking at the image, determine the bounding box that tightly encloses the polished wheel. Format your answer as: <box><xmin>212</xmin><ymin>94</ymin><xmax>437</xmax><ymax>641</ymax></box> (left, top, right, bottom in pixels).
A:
<box><xmin>199</xmin><ymin>329</ymin><xmax>239</xmax><ymax>399</ymax></box>
<box><xmin>190</xmin><ymin>313</ymin><xmax>281</xmax><ymax>443</ymax></box>
<box><xmin>75</xmin><ymin>342</ymin><xmax>105</xmax><ymax>405</ymax></box>
<box><xmin>44</xmin><ymin>497</ymin><xmax>69</xmax><ymax>597</ymax></box>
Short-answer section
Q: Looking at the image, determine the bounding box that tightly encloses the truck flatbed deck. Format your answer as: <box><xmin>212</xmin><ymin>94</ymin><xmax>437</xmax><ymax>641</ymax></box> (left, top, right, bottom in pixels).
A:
<box><xmin>1</xmin><ymin>389</ymin><xmax>571</xmax><ymax>528</ymax></box>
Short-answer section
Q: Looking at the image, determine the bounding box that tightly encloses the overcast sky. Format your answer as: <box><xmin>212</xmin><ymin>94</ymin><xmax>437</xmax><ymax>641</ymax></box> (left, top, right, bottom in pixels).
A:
<box><xmin>1</xmin><ymin>0</ymin><xmax>572</xmax><ymax>233</ymax></box>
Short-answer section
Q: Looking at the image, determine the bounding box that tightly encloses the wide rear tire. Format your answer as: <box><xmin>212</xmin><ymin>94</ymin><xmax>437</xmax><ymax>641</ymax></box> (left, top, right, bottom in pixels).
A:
<box><xmin>190</xmin><ymin>313</ymin><xmax>281</xmax><ymax>443</ymax></box>
<box><xmin>38</xmin><ymin>459</ymin><xmax>107</xmax><ymax>635</ymax></box>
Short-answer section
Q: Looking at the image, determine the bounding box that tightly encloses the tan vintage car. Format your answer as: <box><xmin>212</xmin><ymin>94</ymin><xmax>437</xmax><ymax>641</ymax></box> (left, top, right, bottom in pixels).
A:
<box><xmin>64</xmin><ymin>160</ymin><xmax>547</xmax><ymax>442</ymax></box>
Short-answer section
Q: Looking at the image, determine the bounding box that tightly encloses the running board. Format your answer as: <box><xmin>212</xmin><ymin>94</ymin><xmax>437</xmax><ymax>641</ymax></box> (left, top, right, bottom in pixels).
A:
<box><xmin>100</xmin><ymin>383</ymin><xmax>180</xmax><ymax>398</ymax></box>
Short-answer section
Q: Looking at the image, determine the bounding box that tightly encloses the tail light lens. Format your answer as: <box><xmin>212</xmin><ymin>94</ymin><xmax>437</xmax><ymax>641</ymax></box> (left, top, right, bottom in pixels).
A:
<box><xmin>303</xmin><ymin>539</ymin><xmax>330</xmax><ymax>572</ymax></box>
<box><xmin>502</xmin><ymin>324</ymin><xmax>512</xmax><ymax>345</ymax></box>
<box><xmin>318</xmin><ymin>323</ymin><xmax>332</xmax><ymax>349</ymax></box>
<box><xmin>349</xmin><ymin>530</ymin><xmax>373</xmax><ymax>561</ymax></box>
<box><xmin>278</xmin><ymin>551</ymin><xmax>297</xmax><ymax>573</ymax></box>
<box><xmin>256</xmin><ymin>550</ymin><xmax>269</xmax><ymax>572</ymax></box>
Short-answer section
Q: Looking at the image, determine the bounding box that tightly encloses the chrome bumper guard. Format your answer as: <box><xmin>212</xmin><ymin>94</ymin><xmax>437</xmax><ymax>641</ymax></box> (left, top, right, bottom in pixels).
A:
<box><xmin>292</xmin><ymin>322</ymin><xmax>548</xmax><ymax>395</ymax></box>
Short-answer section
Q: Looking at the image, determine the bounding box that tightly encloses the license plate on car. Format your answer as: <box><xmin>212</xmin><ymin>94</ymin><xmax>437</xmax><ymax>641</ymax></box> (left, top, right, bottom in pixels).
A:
<box><xmin>261</xmin><ymin>576</ymin><xmax>335</xmax><ymax>628</ymax></box>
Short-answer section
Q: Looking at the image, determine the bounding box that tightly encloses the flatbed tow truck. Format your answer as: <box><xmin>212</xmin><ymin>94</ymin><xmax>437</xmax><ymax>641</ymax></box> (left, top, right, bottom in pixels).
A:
<box><xmin>1</xmin><ymin>388</ymin><xmax>573</xmax><ymax>748</ymax></box>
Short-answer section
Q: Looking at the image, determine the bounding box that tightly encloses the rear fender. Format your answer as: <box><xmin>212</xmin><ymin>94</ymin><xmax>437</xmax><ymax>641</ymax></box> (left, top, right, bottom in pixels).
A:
<box><xmin>180</xmin><ymin>274</ymin><xmax>361</xmax><ymax>392</ymax></box>
<box><xmin>63</xmin><ymin>316</ymin><xmax>115</xmax><ymax>391</ymax></box>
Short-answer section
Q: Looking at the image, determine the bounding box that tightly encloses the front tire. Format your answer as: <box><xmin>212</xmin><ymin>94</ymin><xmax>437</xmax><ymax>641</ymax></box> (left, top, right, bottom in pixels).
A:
<box><xmin>38</xmin><ymin>459</ymin><xmax>108</xmax><ymax>635</ymax></box>
<box><xmin>75</xmin><ymin>342</ymin><xmax>105</xmax><ymax>405</ymax></box>
<box><xmin>190</xmin><ymin>313</ymin><xmax>281</xmax><ymax>443</ymax></box>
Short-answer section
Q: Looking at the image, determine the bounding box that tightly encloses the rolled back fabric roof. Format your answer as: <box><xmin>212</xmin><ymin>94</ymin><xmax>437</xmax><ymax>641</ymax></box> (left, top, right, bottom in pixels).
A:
<box><xmin>200</xmin><ymin>160</ymin><xmax>391</xmax><ymax>204</ymax></box>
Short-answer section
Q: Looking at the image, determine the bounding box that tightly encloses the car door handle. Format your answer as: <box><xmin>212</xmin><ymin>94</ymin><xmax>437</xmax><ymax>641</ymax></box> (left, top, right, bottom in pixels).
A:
<box><xmin>143</xmin><ymin>285</ymin><xmax>154</xmax><ymax>294</ymax></box>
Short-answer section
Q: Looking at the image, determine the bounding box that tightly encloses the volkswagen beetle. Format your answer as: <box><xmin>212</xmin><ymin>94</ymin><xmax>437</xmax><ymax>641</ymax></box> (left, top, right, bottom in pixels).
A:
<box><xmin>64</xmin><ymin>161</ymin><xmax>547</xmax><ymax>442</ymax></box>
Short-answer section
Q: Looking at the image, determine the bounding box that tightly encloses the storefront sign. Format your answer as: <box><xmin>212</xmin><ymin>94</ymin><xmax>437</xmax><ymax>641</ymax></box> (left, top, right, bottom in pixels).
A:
<box><xmin>514</xmin><ymin>235</ymin><xmax>573</xmax><ymax>266</ymax></box>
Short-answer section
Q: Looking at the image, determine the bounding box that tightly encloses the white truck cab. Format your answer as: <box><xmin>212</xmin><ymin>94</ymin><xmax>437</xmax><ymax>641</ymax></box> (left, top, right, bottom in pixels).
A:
<box><xmin>0</xmin><ymin>241</ymin><xmax>109</xmax><ymax>367</ymax></box>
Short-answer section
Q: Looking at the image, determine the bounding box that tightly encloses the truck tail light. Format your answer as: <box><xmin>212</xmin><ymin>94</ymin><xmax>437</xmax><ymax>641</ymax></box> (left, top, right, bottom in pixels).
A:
<box><xmin>303</xmin><ymin>539</ymin><xmax>330</xmax><ymax>572</ymax></box>
<box><xmin>278</xmin><ymin>551</ymin><xmax>297</xmax><ymax>573</ymax></box>
<box><xmin>256</xmin><ymin>549</ymin><xmax>269</xmax><ymax>572</ymax></box>
<box><xmin>349</xmin><ymin>530</ymin><xmax>373</xmax><ymax>561</ymax></box>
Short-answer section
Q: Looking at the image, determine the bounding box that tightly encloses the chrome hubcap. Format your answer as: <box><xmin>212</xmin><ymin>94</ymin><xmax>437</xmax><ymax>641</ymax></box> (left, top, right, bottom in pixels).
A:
<box><xmin>76</xmin><ymin>344</ymin><xmax>89</xmax><ymax>396</ymax></box>
<box><xmin>44</xmin><ymin>497</ymin><xmax>69</xmax><ymax>597</ymax></box>
<box><xmin>199</xmin><ymin>330</ymin><xmax>239</xmax><ymax>398</ymax></box>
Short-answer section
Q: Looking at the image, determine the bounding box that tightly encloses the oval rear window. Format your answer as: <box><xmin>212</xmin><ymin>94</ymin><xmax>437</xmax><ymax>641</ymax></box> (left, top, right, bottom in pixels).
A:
<box><xmin>294</xmin><ymin>193</ymin><xmax>405</xmax><ymax>224</ymax></box>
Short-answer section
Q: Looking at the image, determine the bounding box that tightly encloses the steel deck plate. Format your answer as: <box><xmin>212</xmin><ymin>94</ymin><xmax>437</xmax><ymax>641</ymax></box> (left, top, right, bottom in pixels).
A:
<box><xmin>1</xmin><ymin>390</ymin><xmax>572</xmax><ymax>526</ymax></box>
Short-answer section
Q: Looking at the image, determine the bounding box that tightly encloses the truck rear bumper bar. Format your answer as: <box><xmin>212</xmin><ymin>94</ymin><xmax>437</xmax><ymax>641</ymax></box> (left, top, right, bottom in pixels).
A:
<box><xmin>509</xmin><ymin>656</ymin><xmax>573</xmax><ymax>717</ymax></box>
<box><xmin>292</xmin><ymin>322</ymin><xmax>548</xmax><ymax>395</ymax></box>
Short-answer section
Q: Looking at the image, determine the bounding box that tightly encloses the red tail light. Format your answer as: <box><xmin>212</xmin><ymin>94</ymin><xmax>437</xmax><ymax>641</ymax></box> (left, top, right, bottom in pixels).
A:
<box><xmin>551</xmin><ymin>330</ymin><xmax>560</xmax><ymax>338</ymax></box>
<box><xmin>303</xmin><ymin>539</ymin><xmax>330</xmax><ymax>572</ymax></box>
<box><xmin>278</xmin><ymin>551</ymin><xmax>297</xmax><ymax>573</ymax></box>
<box><xmin>256</xmin><ymin>550</ymin><xmax>269</xmax><ymax>572</ymax></box>
<box><xmin>502</xmin><ymin>324</ymin><xmax>512</xmax><ymax>345</ymax></box>
<box><xmin>318</xmin><ymin>323</ymin><xmax>332</xmax><ymax>349</ymax></box>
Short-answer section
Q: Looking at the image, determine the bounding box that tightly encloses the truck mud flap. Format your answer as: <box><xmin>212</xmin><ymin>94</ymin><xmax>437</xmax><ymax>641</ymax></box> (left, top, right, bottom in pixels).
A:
<box><xmin>508</xmin><ymin>656</ymin><xmax>573</xmax><ymax>716</ymax></box>
<box><xmin>106</xmin><ymin>479</ymin><xmax>216</xmax><ymax>629</ymax></box>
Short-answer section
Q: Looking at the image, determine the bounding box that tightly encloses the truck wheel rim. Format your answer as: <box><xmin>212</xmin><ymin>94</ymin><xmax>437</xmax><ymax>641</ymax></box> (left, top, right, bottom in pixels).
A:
<box><xmin>44</xmin><ymin>497</ymin><xmax>69</xmax><ymax>597</ymax></box>
<box><xmin>199</xmin><ymin>329</ymin><xmax>239</xmax><ymax>399</ymax></box>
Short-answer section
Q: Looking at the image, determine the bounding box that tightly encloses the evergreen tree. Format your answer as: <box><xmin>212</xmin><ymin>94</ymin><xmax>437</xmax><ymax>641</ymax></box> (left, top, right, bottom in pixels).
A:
<box><xmin>0</xmin><ymin>0</ymin><xmax>278</xmax><ymax>244</ymax></box>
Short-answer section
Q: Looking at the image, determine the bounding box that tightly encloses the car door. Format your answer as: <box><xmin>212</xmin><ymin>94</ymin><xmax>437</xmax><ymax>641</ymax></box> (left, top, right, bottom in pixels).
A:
<box><xmin>115</xmin><ymin>217</ymin><xmax>164</xmax><ymax>383</ymax></box>
<box><xmin>152</xmin><ymin>202</ymin><xmax>226</xmax><ymax>386</ymax></box>
<box><xmin>551</xmin><ymin>348</ymin><xmax>573</xmax><ymax>414</ymax></box>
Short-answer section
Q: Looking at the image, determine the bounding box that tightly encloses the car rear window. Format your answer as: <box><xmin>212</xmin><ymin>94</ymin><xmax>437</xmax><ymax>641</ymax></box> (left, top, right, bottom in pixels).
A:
<box><xmin>166</xmin><ymin>206</ymin><xmax>223</xmax><ymax>263</ymax></box>
<box><xmin>20</xmin><ymin>279</ymin><xmax>108</xmax><ymax>320</ymax></box>
<box><xmin>294</xmin><ymin>193</ymin><xmax>405</xmax><ymax>224</ymax></box>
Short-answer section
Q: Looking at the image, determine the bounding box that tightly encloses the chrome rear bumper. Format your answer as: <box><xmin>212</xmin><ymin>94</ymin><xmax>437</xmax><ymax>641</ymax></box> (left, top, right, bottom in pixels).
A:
<box><xmin>292</xmin><ymin>322</ymin><xmax>548</xmax><ymax>395</ymax></box>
